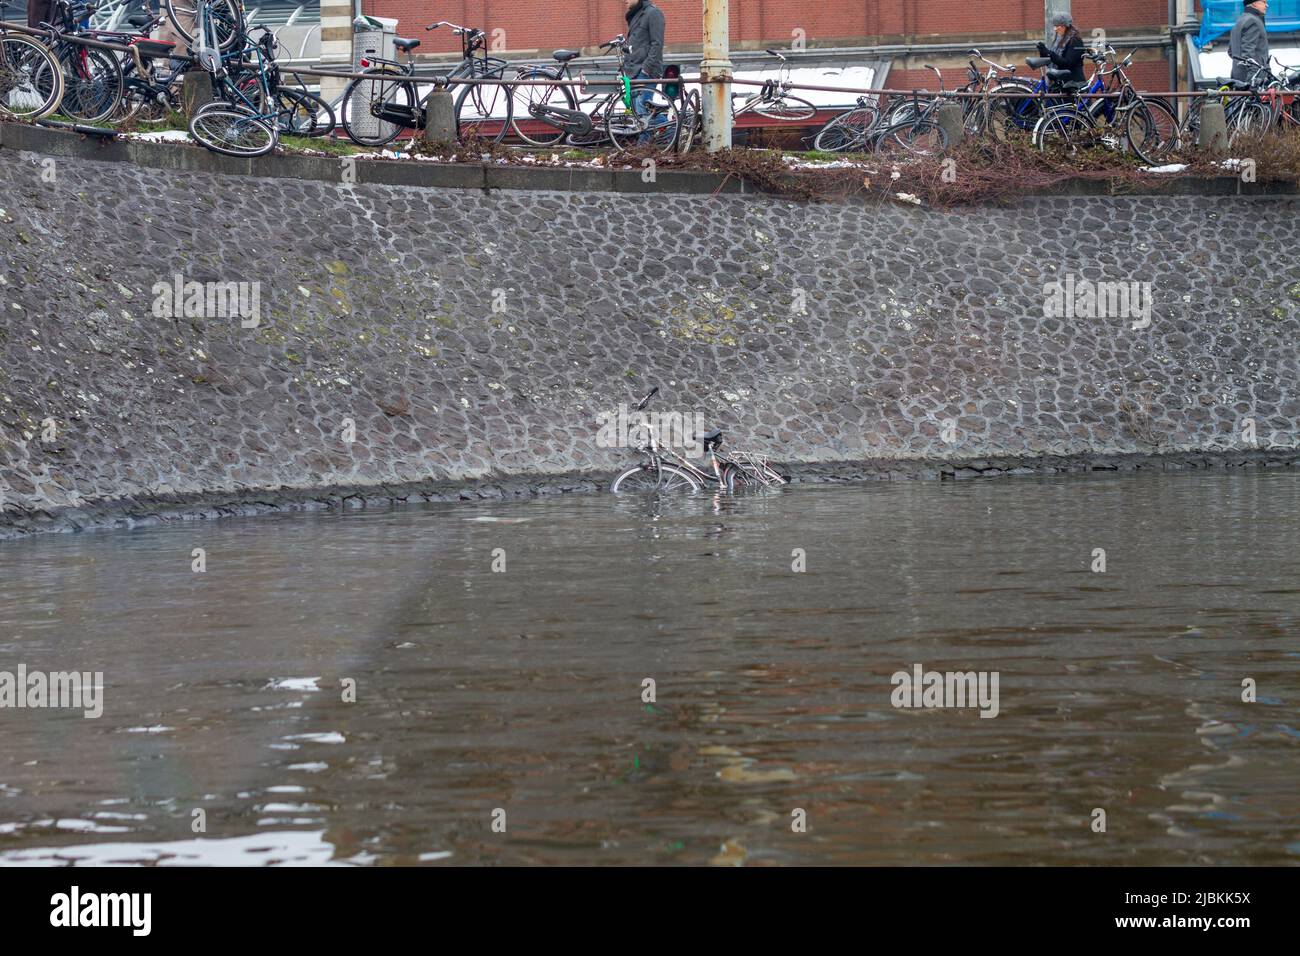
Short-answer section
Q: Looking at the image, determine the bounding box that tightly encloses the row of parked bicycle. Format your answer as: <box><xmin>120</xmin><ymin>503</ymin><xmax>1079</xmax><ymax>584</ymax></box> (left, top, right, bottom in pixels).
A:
<box><xmin>0</xmin><ymin>0</ymin><xmax>340</xmax><ymax>154</ymax></box>
<box><xmin>811</xmin><ymin>46</ymin><xmax>1300</xmax><ymax>164</ymax></box>
<box><xmin>4</xmin><ymin>1</ymin><xmax>1299</xmax><ymax>162</ymax></box>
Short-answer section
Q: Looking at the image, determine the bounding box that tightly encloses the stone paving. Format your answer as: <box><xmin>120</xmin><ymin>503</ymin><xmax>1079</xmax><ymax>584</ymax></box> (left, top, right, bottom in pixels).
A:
<box><xmin>0</xmin><ymin>145</ymin><xmax>1298</xmax><ymax>536</ymax></box>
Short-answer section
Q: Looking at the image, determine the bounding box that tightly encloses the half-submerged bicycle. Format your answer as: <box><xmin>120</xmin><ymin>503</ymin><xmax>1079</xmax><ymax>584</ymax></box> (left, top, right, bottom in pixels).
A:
<box><xmin>609</xmin><ymin>387</ymin><xmax>789</xmax><ymax>494</ymax></box>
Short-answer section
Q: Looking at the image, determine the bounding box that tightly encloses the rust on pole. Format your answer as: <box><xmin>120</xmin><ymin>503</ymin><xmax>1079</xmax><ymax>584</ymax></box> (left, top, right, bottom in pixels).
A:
<box><xmin>700</xmin><ymin>0</ymin><xmax>732</xmax><ymax>151</ymax></box>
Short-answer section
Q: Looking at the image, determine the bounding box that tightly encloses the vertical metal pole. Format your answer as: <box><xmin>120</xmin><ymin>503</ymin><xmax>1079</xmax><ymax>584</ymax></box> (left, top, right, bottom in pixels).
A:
<box><xmin>701</xmin><ymin>0</ymin><xmax>732</xmax><ymax>151</ymax></box>
<box><xmin>1044</xmin><ymin>0</ymin><xmax>1071</xmax><ymax>43</ymax></box>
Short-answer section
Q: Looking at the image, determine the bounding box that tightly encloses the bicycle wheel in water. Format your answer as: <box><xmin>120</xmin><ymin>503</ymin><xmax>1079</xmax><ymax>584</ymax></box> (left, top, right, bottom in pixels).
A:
<box><xmin>189</xmin><ymin>103</ymin><xmax>277</xmax><ymax>157</ymax></box>
<box><xmin>723</xmin><ymin>464</ymin><xmax>788</xmax><ymax>494</ymax></box>
<box><xmin>610</xmin><ymin>464</ymin><xmax>701</xmax><ymax>493</ymax></box>
<box><xmin>0</xmin><ymin>33</ymin><xmax>64</xmax><ymax>120</ymax></box>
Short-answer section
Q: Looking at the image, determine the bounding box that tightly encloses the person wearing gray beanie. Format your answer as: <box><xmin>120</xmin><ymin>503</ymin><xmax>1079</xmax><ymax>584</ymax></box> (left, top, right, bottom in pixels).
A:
<box><xmin>1037</xmin><ymin>12</ymin><xmax>1086</xmax><ymax>84</ymax></box>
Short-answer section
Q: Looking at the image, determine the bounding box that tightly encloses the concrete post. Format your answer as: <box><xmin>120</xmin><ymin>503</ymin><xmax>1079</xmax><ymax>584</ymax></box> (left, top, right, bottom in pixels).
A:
<box><xmin>701</xmin><ymin>0</ymin><xmax>732</xmax><ymax>152</ymax></box>
<box><xmin>936</xmin><ymin>103</ymin><xmax>964</xmax><ymax>149</ymax></box>
<box><xmin>423</xmin><ymin>83</ymin><xmax>456</xmax><ymax>148</ymax></box>
<box><xmin>181</xmin><ymin>69</ymin><xmax>213</xmax><ymax>118</ymax></box>
<box><xmin>1197</xmin><ymin>101</ymin><xmax>1228</xmax><ymax>154</ymax></box>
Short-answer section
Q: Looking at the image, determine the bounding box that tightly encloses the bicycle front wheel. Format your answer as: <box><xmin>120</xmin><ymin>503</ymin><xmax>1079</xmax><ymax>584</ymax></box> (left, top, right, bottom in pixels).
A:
<box><xmin>610</xmin><ymin>464</ymin><xmax>701</xmax><ymax>493</ymax></box>
<box><xmin>455</xmin><ymin>79</ymin><xmax>514</xmax><ymax>144</ymax></box>
<box><xmin>606</xmin><ymin>87</ymin><xmax>679</xmax><ymax>154</ymax></box>
<box><xmin>0</xmin><ymin>33</ymin><xmax>64</xmax><ymax>120</ymax></box>
<box><xmin>1033</xmin><ymin>106</ymin><xmax>1094</xmax><ymax>154</ymax></box>
<box><xmin>509</xmin><ymin>70</ymin><xmax>572</xmax><ymax>146</ymax></box>
<box><xmin>164</xmin><ymin>0</ymin><xmax>244</xmax><ymax>52</ymax></box>
<box><xmin>189</xmin><ymin>103</ymin><xmax>277</xmax><ymax>157</ymax></box>
<box><xmin>1125</xmin><ymin>97</ymin><xmax>1179</xmax><ymax>164</ymax></box>
<box><xmin>813</xmin><ymin>104</ymin><xmax>879</xmax><ymax>152</ymax></box>
<box><xmin>903</xmin><ymin>119</ymin><xmax>949</xmax><ymax>155</ymax></box>
<box><xmin>59</xmin><ymin>46</ymin><xmax>123</xmax><ymax>123</ymax></box>
<box><xmin>341</xmin><ymin>70</ymin><xmax>416</xmax><ymax>147</ymax></box>
<box><xmin>276</xmin><ymin>88</ymin><xmax>334</xmax><ymax>137</ymax></box>
<box><xmin>676</xmin><ymin>89</ymin><xmax>701</xmax><ymax>153</ymax></box>
<box><xmin>1229</xmin><ymin>99</ymin><xmax>1271</xmax><ymax>144</ymax></box>
<box><xmin>752</xmin><ymin>94</ymin><xmax>816</xmax><ymax>122</ymax></box>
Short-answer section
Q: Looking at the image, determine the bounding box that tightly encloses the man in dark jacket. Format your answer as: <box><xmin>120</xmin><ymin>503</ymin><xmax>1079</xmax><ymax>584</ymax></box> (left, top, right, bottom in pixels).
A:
<box><xmin>623</xmin><ymin>0</ymin><xmax>666</xmax><ymax>124</ymax></box>
<box><xmin>623</xmin><ymin>0</ymin><xmax>665</xmax><ymax>84</ymax></box>
<box><xmin>1229</xmin><ymin>0</ymin><xmax>1270</xmax><ymax>85</ymax></box>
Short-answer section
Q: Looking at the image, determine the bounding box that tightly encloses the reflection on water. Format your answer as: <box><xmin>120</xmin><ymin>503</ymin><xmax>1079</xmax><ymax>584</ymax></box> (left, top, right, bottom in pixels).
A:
<box><xmin>0</xmin><ymin>471</ymin><xmax>1297</xmax><ymax>865</ymax></box>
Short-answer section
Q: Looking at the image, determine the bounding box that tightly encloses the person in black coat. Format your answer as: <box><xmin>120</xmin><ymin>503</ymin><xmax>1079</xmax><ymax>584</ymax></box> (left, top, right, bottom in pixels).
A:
<box><xmin>1229</xmin><ymin>1</ymin><xmax>1271</xmax><ymax>85</ymax></box>
<box><xmin>1037</xmin><ymin>12</ymin><xmax>1087</xmax><ymax>85</ymax></box>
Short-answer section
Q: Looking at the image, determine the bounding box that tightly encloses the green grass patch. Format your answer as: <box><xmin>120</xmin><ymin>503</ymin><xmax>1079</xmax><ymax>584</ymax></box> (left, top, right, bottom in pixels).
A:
<box><xmin>280</xmin><ymin>135</ymin><xmax>363</xmax><ymax>156</ymax></box>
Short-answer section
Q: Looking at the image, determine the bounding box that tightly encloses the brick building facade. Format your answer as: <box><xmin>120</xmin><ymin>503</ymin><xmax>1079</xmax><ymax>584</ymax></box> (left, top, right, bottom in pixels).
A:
<box><xmin>358</xmin><ymin>0</ymin><xmax>1176</xmax><ymax>55</ymax></box>
<box><xmin>347</xmin><ymin>0</ymin><xmax>1185</xmax><ymax>97</ymax></box>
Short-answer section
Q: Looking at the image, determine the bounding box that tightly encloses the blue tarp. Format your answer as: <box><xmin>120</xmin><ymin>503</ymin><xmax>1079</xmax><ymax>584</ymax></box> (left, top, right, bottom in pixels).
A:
<box><xmin>1196</xmin><ymin>0</ymin><xmax>1300</xmax><ymax>48</ymax></box>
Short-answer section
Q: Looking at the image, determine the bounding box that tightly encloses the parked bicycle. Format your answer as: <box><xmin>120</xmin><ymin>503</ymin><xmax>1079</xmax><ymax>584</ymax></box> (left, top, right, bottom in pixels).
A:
<box><xmin>609</xmin><ymin>388</ymin><xmax>789</xmax><ymax>494</ymax></box>
<box><xmin>957</xmin><ymin>48</ymin><xmax>1021</xmax><ymax>140</ymax></box>
<box><xmin>36</xmin><ymin>0</ymin><xmax>124</xmax><ymax>123</ymax></box>
<box><xmin>678</xmin><ymin>48</ymin><xmax>816</xmax><ymax>152</ymax></box>
<box><xmin>81</xmin><ymin>8</ymin><xmax>182</xmax><ymax>124</ymax></box>
<box><xmin>731</xmin><ymin>49</ymin><xmax>816</xmax><ymax>122</ymax></box>
<box><xmin>509</xmin><ymin>33</ymin><xmax>679</xmax><ymax>153</ymax></box>
<box><xmin>340</xmin><ymin>19</ymin><xmax>513</xmax><ymax>147</ymax></box>
<box><xmin>866</xmin><ymin>64</ymin><xmax>955</xmax><ymax>155</ymax></box>
<box><xmin>508</xmin><ymin>33</ymin><xmax>622</xmax><ymax>147</ymax></box>
<box><xmin>810</xmin><ymin>94</ymin><xmax>881</xmax><ymax>152</ymax></box>
<box><xmin>186</xmin><ymin>21</ymin><xmax>283</xmax><ymax>156</ymax></box>
<box><xmin>1032</xmin><ymin>46</ymin><xmax>1178</xmax><ymax>163</ymax></box>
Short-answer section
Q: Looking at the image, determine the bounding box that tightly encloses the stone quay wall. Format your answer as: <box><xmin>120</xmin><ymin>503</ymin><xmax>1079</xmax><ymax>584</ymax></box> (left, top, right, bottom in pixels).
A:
<box><xmin>1</xmin><ymin>127</ymin><xmax>1297</xmax><ymax>536</ymax></box>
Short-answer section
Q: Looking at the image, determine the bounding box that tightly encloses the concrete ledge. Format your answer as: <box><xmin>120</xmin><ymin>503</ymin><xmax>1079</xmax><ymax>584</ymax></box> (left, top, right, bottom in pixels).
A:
<box><xmin>2</xmin><ymin>120</ymin><xmax>1295</xmax><ymax>200</ymax></box>
<box><xmin>3</xmin><ymin>449</ymin><xmax>1296</xmax><ymax>540</ymax></box>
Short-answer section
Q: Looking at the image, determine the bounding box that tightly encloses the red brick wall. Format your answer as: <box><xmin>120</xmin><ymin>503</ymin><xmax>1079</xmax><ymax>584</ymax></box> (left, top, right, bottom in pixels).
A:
<box><xmin>361</xmin><ymin>1</ymin><xmax>1172</xmax><ymax>53</ymax></box>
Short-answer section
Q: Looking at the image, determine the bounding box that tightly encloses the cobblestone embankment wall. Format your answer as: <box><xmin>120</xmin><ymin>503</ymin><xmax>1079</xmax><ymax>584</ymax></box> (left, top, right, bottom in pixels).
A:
<box><xmin>1</xmin><ymin>138</ymin><xmax>1298</xmax><ymax>536</ymax></box>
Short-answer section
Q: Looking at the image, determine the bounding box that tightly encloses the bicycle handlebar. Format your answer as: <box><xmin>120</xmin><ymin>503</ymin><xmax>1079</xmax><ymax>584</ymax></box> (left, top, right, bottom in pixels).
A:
<box><xmin>426</xmin><ymin>20</ymin><xmax>481</xmax><ymax>36</ymax></box>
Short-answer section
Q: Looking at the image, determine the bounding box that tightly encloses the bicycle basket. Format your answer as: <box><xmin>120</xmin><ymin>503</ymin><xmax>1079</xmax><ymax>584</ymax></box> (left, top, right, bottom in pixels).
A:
<box><xmin>483</xmin><ymin>56</ymin><xmax>510</xmax><ymax>79</ymax></box>
<box><xmin>581</xmin><ymin>71</ymin><xmax>624</xmax><ymax>95</ymax></box>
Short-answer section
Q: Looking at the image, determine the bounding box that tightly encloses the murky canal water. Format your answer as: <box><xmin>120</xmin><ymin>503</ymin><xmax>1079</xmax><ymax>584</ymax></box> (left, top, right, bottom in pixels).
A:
<box><xmin>1</xmin><ymin>472</ymin><xmax>1297</xmax><ymax>865</ymax></box>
